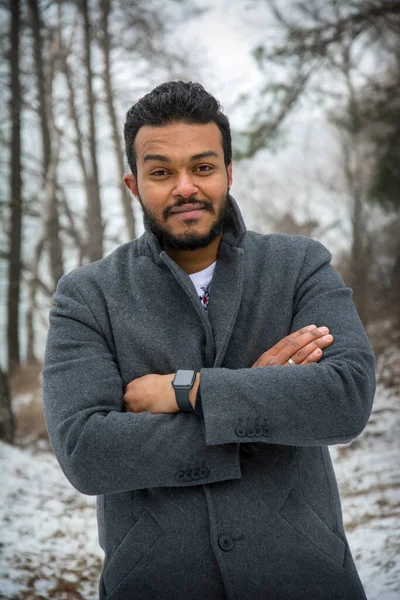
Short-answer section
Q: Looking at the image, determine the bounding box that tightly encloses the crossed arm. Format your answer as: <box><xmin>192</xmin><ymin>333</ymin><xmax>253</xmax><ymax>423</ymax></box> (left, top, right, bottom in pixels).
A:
<box><xmin>42</xmin><ymin>240</ymin><xmax>375</xmax><ymax>495</ymax></box>
<box><xmin>122</xmin><ymin>325</ymin><xmax>335</xmax><ymax>414</ymax></box>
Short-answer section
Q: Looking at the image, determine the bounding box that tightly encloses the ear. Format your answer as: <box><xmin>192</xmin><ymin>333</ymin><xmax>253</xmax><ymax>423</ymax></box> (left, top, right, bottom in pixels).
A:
<box><xmin>227</xmin><ymin>162</ymin><xmax>233</xmax><ymax>189</ymax></box>
<box><xmin>123</xmin><ymin>174</ymin><xmax>139</xmax><ymax>197</ymax></box>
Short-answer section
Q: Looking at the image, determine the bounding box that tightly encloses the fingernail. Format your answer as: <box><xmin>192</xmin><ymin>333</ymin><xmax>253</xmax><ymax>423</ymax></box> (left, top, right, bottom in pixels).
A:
<box><xmin>317</xmin><ymin>327</ymin><xmax>329</xmax><ymax>334</ymax></box>
<box><xmin>321</xmin><ymin>334</ymin><xmax>333</xmax><ymax>342</ymax></box>
<box><xmin>305</xmin><ymin>325</ymin><xmax>317</xmax><ymax>330</ymax></box>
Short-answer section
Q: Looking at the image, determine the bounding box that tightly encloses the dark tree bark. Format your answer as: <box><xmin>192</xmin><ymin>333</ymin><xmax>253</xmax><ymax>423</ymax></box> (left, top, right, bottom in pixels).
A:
<box><xmin>100</xmin><ymin>0</ymin><xmax>137</xmax><ymax>241</ymax></box>
<box><xmin>0</xmin><ymin>368</ymin><xmax>15</xmax><ymax>444</ymax></box>
<box><xmin>26</xmin><ymin>0</ymin><xmax>64</xmax><ymax>362</ymax></box>
<box><xmin>62</xmin><ymin>52</ymin><xmax>91</xmax><ymax>218</ymax></box>
<box><xmin>26</xmin><ymin>134</ymin><xmax>63</xmax><ymax>363</ymax></box>
<box><xmin>62</xmin><ymin>45</ymin><xmax>93</xmax><ymax>265</ymax></box>
<box><xmin>7</xmin><ymin>0</ymin><xmax>22</xmax><ymax>375</ymax></box>
<box><xmin>81</xmin><ymin>0</ymin><xmax>104</xmax><ymax>262</ymax></box>
<box><xmin>27</xmin><ymin>0</ymin><xmax>51</xmax><ymax>178</ymax></box>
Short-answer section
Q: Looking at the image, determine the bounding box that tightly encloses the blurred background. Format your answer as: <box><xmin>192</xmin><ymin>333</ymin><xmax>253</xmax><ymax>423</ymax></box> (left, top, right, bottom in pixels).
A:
<box><xmin>0</xmin><ymin>1</ymin><xmax>399</xmax><ymax>598</ymax></box>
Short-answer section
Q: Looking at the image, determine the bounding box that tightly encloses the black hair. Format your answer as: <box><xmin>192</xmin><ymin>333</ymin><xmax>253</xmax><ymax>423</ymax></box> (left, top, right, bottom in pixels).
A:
<box><xmin>124</xmin><ymin>81</ymin><xmax>232</xmax><ymax>177</ymax></box>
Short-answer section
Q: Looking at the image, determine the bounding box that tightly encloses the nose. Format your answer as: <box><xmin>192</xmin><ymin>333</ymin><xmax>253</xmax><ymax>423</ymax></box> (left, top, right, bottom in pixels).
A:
<box><xmin>173</xmin><ymin>174</ymin><xmax>198</xmax><ymax>199</ymax></box>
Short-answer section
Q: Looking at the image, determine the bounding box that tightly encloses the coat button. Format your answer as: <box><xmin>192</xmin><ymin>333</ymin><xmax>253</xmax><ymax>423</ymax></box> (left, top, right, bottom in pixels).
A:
<box><xmin>218</xmin><ymin>534</ymin><xmax>234</xmax><ymax>551</ymax></box>
<box><xmin>246</xmin><ymin>425</ymin><xmax>256</xmax><ymax>437</ymax></box>
<box><xmin>235</xmin><ymin>424</ymin><xmax>246</xmax><ymax>437</ymax></box>
<box><xmin>191</xmin><ymin>467</ymin><xmax>200</xmax><ymax>480</ymax></box>
<box><xmin>183</xmin><ymin>469</ymin><xmax>192</xmax><ymax>482</ymax></box>
<box><xmin>175</xmin><ymin>470</ymin><xmax>184</xmax><ymax>481</ymax></box>
<box><xmin>199</xmin><ymin>467</ymin><xmax>209</xmax><ymax>479</ymax></box>
<box><xmin>254</xmin><ymin>424</ymin><xmax>263</xmax><ymax>437</ymax></box>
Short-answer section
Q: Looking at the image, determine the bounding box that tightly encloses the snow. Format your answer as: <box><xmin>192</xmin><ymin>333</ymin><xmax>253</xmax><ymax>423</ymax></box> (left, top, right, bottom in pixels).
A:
<box><xmin>0</xmin><ymin>440</ymin><xmax>103</xmax><ymax>599</ymax></box>
<box><xmin>329</xmin><ymin>384</ymin><xmax>400</xmax><ymax>599</ymax></box>
<box><xmin>0</xmin><ymin>383</ymin><xmax>399</xmax><ymax>599</ymax></box>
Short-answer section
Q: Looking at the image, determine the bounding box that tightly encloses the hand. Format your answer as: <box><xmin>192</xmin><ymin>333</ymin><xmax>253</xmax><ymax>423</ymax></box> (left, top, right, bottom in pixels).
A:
<box><xmin>123</xmin><ymin>373</ymin><xmax>178</xmax><ymax>414</ymax></box>
<box><xmin>251</xmin><ymin>325</ymin><xmax>333</xmax><ymax>368</ymax></box>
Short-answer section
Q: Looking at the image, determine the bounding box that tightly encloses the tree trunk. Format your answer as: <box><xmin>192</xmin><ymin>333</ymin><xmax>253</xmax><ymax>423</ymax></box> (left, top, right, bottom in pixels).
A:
<box><xmin>26</xmin><ymin>1</ymin><xmax>64</xmax><ymax>362</ymax></box>
<box><xmin>7</xmin><ymin>0</ymin><xmax>22</xmax><ymax>375</ymax></box>
<box><xmin>100</xmin><ymin>0</ymin><xmax>137</xmax><ymax>241</ymax></box>
<box><xmin>340</xmin><ymin>42</ymin><xmax>370</xmax><ymax>325</ymax></box>
<box><xmin>26</xmin><ymin>133</ymin><xmax>62</xmax><ymax>362</ymax></box>
<box><xmin>25</xmin><ymin>236</ymin><xmax>45</xmax><ymax>364</ymax></box>
<box><xmin>81</xmin><ymin>0</ymin><xmax>103</xmax><ymax>262</ymax></box>
<box><xmin>0</xmin><ymin>368</ymin><xmax>15</xmax><ymax>443</ymax></box>
<box><xmin>29</xmin><ymin>0</ymin><xmax>64</xmax><ymax>286</ymax></box>
<box><xmin>27</xmin><ymin>0</ymin><xmax>51</xmax><ymax>178</ymax></box>
<box><xmin>59</xmin><ymin>187</ymin><xmax>86</xmax><ymax>265</ymax></box>
<box><xmin>350</xmin><ymin>185</ymin><xmax>369</xmax><ymax>324</ymax></box>
<box><xmin>62</xmin><ymin>54</ymin><xmax>90</xmax><ymax>262</ymax></box>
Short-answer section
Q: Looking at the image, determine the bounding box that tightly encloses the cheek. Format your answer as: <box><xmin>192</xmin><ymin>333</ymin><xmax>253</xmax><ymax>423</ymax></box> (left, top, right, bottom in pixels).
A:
<box><xmin>140</xmin><ymin>180</ymin><xmax>167</xmax><ymax>201</ymax></box>
<box><xmin>205</xmin><ymin>175</ymin><xmax>229</xmax><ymax>197</ymax></box>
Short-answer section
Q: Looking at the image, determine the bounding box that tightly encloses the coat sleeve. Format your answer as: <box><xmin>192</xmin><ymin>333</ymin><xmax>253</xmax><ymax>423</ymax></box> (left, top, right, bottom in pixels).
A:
<box><xmin>200</xmin><ymin>239</ymin><xmax>376</xmax><ymax>447</ymax></box>
<box><xmin>42</xmin><ymin>275</ymin><xmax>241</xmax><ymax>496</ymax></box>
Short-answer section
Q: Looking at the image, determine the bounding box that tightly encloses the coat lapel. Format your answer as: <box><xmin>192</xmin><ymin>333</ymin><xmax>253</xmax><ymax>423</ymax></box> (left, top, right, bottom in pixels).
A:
<box><xmin>207</xmin><ymin>241</ymin><xmax>245</xmax><ymax>367</ymax></box>
<box><xmin>143</xmin><ymin>195</ymin><xmax>247</xmax><ymax>369</ymax></box>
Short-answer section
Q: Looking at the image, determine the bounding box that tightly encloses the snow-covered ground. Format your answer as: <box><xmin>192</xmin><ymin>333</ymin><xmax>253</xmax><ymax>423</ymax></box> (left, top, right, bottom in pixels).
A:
<box><xmin>330</xmin><ymin>384</ymin><xmax>400</xmax><ymax>600</ymax></box>
<box><xmin>0</xmin><ymin>383</ymin><xmax>399</xmax><ymax>600</ymax></box>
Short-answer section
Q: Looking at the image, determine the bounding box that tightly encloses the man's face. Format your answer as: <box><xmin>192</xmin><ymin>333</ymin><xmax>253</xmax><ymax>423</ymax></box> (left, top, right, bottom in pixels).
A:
<box><xmin>124</xmin><ymin>121</ymin><xmax>233</xmax><ymax>250</ymax></box>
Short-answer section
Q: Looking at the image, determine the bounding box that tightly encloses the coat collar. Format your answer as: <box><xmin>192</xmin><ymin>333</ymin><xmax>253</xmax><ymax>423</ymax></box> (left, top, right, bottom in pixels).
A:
<box><xmin>141</xmin><ymin>195</ymin><xmax>247</xmax><ymax>368</ymax></box>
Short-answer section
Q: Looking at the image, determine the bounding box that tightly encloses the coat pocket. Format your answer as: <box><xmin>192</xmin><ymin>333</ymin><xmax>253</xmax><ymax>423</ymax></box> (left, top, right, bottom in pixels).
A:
<box><xmin>279</xmin><ymin>488</ymin><xmax>346</xmax><ymax>568</ymax></box>
<box><xmin>103</xmin><ymin>509</ymin><xmax>163</xmax><ymax>596</ymax></box>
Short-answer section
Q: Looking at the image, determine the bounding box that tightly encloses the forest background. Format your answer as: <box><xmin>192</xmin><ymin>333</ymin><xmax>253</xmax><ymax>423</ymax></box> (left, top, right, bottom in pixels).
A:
<box><xmin>0</xmin><ymin>1</ymin><xmax>399</xmax><ymax>598</ymax></box>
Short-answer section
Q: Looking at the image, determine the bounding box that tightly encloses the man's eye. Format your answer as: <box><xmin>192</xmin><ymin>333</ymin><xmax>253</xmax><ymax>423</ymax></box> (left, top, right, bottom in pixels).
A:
<box><xmin>151</xmin><ymin>170</ymin><xmax>169</xmax><ymax>176</ymax></box>
<box><xmin>196</xmin><ymin>165</ymin><xmax>213</xmax><ymax>172</ymax></box>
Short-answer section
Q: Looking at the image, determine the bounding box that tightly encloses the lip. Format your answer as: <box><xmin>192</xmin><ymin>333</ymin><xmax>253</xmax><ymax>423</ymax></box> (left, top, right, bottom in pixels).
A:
<box><xmin>170</xmin><ymin>203</ymin><xmax>205</xmax><ymax>214</ymax></box>
<box><xmin>172</xmin><ymin>209</ymin><xmax>205</xmax><ymax>220</ymax></box>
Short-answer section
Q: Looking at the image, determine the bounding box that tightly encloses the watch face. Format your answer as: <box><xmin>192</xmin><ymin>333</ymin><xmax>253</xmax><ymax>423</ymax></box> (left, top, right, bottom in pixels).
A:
<box><xmin>174</xmin><ymin>370</ymin><xmax>195</xmax><ymax>387</ymax></box>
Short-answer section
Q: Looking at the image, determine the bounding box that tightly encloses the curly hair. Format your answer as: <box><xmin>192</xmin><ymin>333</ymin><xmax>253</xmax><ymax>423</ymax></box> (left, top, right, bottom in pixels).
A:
<box><xmin>124</xmin><ymin>81</ymin><xmax>232</xmax><ymax>177</ymax></box>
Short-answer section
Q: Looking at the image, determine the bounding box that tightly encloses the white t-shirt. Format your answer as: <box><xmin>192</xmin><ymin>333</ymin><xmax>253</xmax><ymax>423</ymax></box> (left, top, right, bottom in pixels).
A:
<box><xmin>188</xmin><ymin>261</ymin><xmax>217</xmax><ymax>312</ymax></box>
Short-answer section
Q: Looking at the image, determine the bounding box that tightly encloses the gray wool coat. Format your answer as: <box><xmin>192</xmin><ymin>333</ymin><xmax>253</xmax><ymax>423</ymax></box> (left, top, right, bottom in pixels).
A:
<box><xmin>42</xmin><ymin>195</ymin><xmax>376</xmax><ymax>600</ymax></box>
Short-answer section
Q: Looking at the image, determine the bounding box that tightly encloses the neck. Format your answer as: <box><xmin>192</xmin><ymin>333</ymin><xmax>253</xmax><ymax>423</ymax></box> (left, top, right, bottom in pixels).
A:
<box><xmin>165</xmin><ymin>235</ymin><xmax>221</xmax><ymax>275</ymax></box>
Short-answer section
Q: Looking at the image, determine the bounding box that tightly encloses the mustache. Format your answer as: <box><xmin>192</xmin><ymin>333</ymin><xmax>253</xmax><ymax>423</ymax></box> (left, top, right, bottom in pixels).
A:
<box><xmin>169</xmin><ymin>200</ymin><xmax>211</xmax><ymax>215</ymax></box>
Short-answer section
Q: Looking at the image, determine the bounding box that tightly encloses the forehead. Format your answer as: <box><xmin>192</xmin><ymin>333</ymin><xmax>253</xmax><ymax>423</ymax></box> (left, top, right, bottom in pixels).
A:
<box><xmin>134</xmin><ymin>121</ymin><xmax>224</xmax><ymax>163</ymax></box>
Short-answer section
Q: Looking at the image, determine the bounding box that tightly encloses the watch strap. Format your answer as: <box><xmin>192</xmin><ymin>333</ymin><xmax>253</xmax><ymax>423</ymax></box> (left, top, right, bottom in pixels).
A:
<box><xmin>194</xmin><ymin>386</ymin><xmax>203</xmax><ymax>418</ymax></box>
<box><xmin>175</xmin><ymin>387</ymin><xmax>194</xmax><ymax>412</ymax></box>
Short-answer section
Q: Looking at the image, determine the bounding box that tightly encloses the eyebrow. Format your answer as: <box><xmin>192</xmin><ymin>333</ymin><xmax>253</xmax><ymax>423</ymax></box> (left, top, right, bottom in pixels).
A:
<box><xmin>142</xmin><ymin>151</ymin><xmax>219</xmax><ymax>164</ymax></box>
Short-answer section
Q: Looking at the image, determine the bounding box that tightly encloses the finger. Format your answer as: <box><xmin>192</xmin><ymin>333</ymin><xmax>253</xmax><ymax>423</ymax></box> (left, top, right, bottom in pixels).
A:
<box><xmin>268</xmin><ymin>324</ymin><xmax>318</xmax><ymax>357</ymax></box>
<box><xmin>275</xmin><ymin>327</ymin><xmax>331</xmax><ymax>364</ymax></box>
<box><xmin>290</xmin><ymin>334</ymin><xmax>334</xmax><ymax>364</ymax></box>
<box><xmin>252</xmin><ymin>325</ymin><xmax>332</xmax><ymax>367</ymax></box>
<box><xmin>298</xmin><ymin>348</ymin><xmax>323</xmax><ymax>365</ymax></box>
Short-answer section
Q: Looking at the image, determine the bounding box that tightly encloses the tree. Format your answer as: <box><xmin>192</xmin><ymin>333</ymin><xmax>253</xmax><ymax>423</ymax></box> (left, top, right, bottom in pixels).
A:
<box><xmin>7</xmin><ymin>0</ymin><xmax>22</xmax><ymax>375</ymax></box>
<box><xmin>99</xmin><ymin>0</ymin><xmax>136</xmax><ymax>241</ymax></box>
<box><xmin>241</xmin><ymin>0</ymin><xmax>400</xmax><ymax>156</ymax></box>
<box><xmin>25</xmin><ymin>0</ymin><xmax>65</xmax><ymax>363</ymax></box>
<box><xmin>237</xmin><ymin>0</ymin><xmax>400</xmax><ymax>327</ymax></box>
<box><xmin>1</xmin><ymin>0</ymin><xmax>200</xmax><ymax>381</ymax></box>
<box><xmin>2</xmin><ymin>0</ymin><xmax>22</xmax><ymax>443</ymax></box>
<box><xmin>0</xmin><ymin>367</ymin><xmax>14</xmax><ymax>443</ymax></box>
<box><xmin>80</xmin><ymin>0</ymin><xmax>104</xmax><ymax>262</ymax></box>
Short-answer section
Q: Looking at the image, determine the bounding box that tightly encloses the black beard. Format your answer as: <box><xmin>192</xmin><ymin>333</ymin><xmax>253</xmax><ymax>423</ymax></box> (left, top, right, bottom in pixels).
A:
<box><xmin>139</xmin><ymin>192</ymin><xmax>230</xmax><ymax>251</ymax></box>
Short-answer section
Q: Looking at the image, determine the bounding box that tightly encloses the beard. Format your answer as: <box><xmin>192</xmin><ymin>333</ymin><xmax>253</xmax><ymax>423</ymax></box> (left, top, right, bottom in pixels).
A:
<box><xmin>138</xmin><ymin>191</ymin><xmax>230</xmax><ymax>251</ymax></box>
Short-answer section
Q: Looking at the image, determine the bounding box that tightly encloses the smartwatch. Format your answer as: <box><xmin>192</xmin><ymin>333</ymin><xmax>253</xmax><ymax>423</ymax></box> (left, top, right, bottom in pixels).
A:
<box><xmin>172</xmin><ymin>370</ymin><xmax>197</xmax><ymax>412</ymax></box>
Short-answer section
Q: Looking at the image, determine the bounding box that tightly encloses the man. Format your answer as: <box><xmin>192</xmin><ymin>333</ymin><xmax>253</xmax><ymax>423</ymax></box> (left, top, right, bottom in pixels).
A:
<box><xmin>43</xmin><ymin>81</ymin><xmax>375</xmax><ymax>600</ymax></box>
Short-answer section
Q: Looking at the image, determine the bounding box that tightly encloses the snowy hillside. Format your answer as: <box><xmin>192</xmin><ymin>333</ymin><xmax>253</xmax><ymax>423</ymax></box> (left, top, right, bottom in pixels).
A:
<box><xmin>0</xmin><ymin>383</ymin><xmax>399</xmax><ymax>599</ymax></box>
